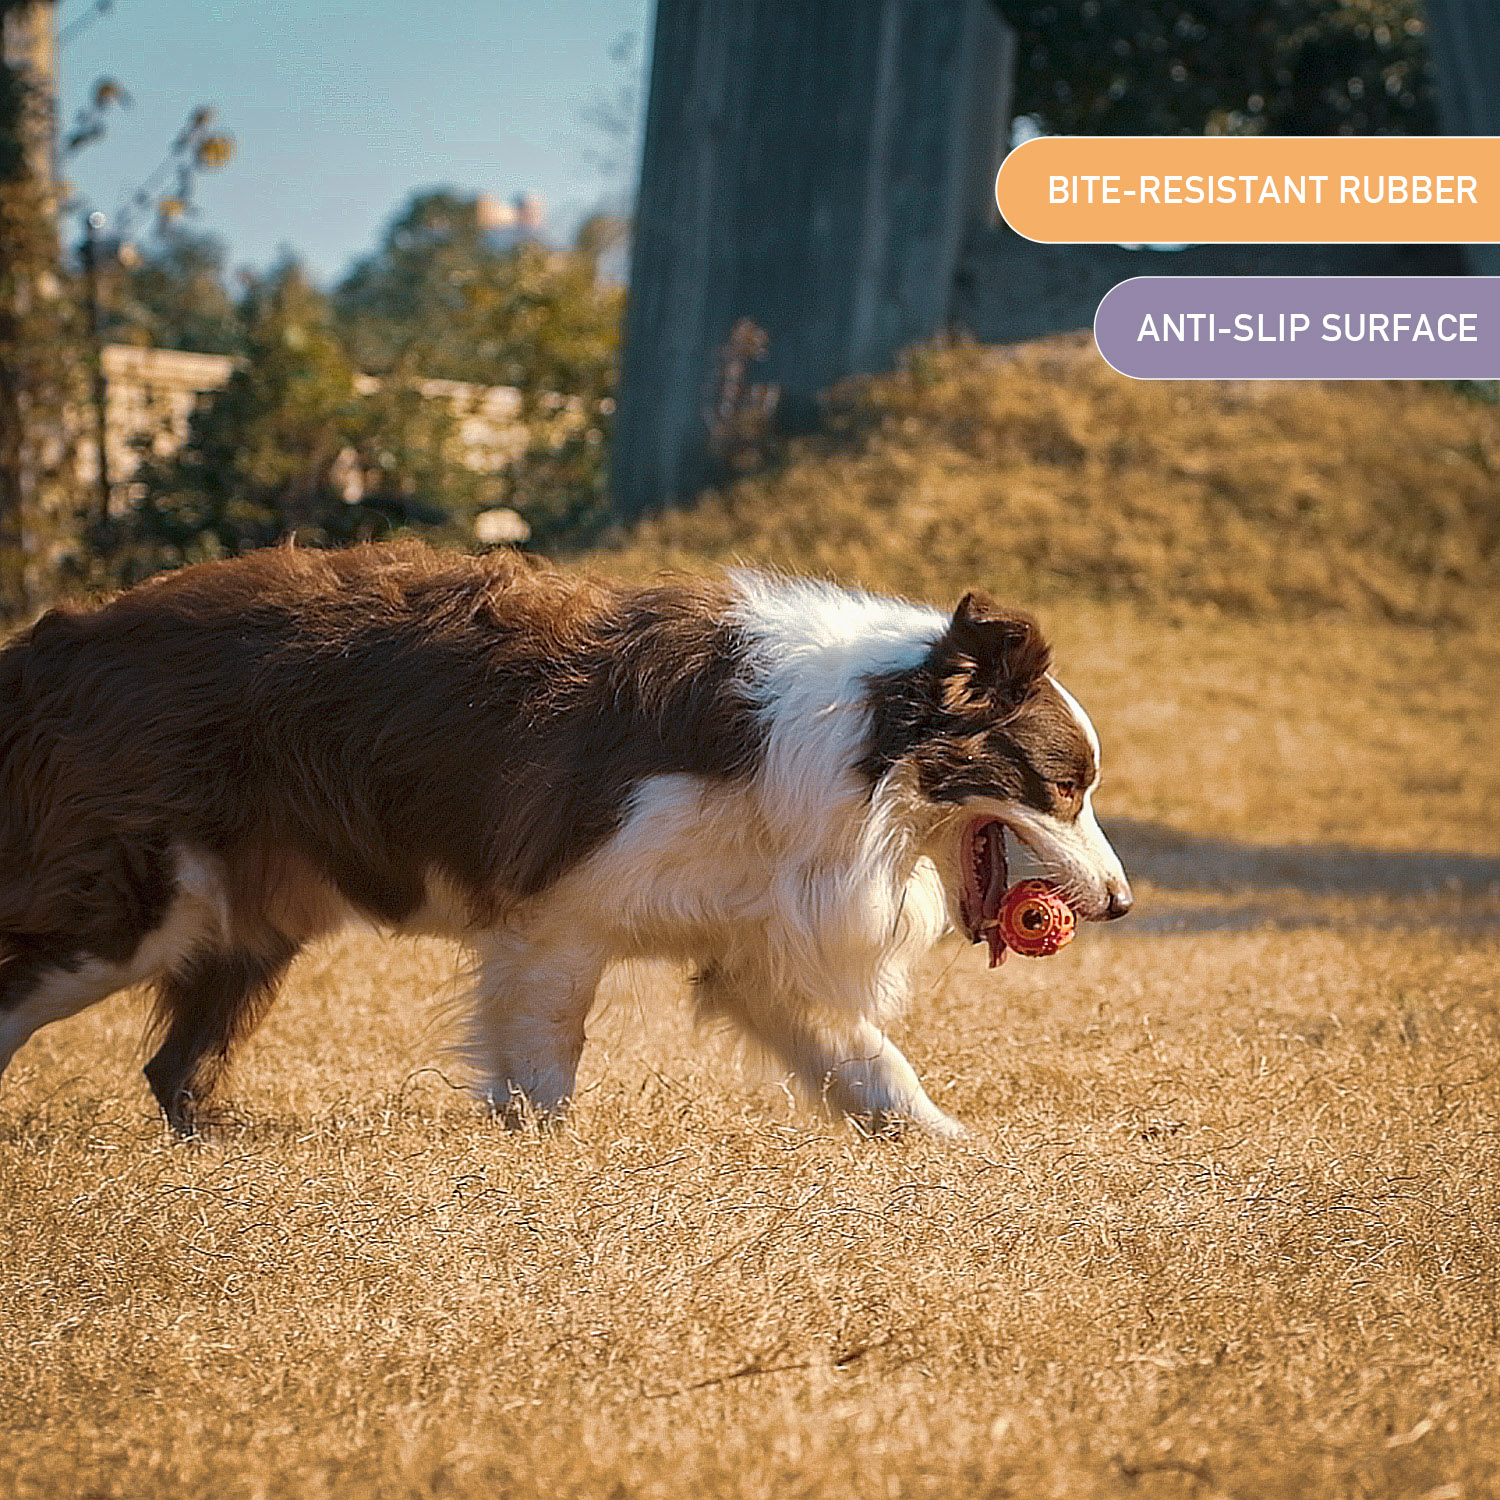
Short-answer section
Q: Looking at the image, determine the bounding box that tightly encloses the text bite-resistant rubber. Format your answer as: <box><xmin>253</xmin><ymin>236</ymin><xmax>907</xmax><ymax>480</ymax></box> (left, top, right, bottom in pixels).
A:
<box><xmin>995</xmin><ymin>136</ymin><xmax>1500</xmax><ymax>244</ymax></box>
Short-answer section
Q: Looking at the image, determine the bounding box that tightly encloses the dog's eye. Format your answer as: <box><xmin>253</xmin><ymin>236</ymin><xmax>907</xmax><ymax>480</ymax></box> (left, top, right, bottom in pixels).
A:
<box><xmin>1053</xmin><ymin>779</ymin><xmax>1081</xmax><ymax>800</ymax></box>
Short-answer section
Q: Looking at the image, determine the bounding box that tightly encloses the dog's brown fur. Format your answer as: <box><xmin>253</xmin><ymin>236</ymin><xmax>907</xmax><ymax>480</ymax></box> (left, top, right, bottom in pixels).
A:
<box><xmin>0</xmin><ymin>543</ymin><xmax>760</xmax><ymax>1126</ymax></box>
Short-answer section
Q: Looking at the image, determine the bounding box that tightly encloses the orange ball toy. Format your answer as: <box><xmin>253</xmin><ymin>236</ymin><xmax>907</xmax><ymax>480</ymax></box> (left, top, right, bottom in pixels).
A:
<box><xmin>995</xmin><ymin>879</ymin><xmax>1076</xmax><ymax>957</ymax></box>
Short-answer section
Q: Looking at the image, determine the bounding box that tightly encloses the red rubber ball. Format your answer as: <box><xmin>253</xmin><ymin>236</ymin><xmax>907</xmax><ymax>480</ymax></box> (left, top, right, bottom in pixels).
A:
<box><xmin>996</xmin><ymin>879</ymin><xmax>1076</xmax><ymax>957</ymax></box>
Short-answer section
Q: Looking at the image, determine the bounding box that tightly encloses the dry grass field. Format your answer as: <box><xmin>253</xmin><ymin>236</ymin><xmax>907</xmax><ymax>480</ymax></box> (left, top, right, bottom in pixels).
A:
<box><xmin>4</xmin><ymin>346</ymin><xmax>1499</xmax><ymax>1498</ymax></box>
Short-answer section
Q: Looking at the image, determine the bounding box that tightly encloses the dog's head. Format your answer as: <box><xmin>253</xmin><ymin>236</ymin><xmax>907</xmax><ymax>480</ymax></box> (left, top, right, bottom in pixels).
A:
<box><xmin>868</xmin><ymin>592</ymin><xmax>1132</xmax><ymax>955</ymax></box>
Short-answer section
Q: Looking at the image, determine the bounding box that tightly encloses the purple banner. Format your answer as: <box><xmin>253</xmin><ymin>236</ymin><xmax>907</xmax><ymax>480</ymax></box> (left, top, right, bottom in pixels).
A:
<box><xmin>1094</xmin><ymin>276</ymin><xmax>1500</xmax><ymax>379</ymax></box>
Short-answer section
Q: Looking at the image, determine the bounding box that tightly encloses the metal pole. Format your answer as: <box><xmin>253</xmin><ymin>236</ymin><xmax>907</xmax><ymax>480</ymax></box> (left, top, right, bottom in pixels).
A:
<box><xmin>81</xmin><ymin>210</ymin><xmax>111</xmax><ymax>529</ymax></box>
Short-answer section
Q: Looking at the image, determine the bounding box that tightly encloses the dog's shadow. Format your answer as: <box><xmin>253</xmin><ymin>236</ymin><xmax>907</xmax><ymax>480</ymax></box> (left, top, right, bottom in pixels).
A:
<box><xmin>1094</xmin><ymin>818</ymin><xmax>1500</xmax><ymax>935</ymax></box>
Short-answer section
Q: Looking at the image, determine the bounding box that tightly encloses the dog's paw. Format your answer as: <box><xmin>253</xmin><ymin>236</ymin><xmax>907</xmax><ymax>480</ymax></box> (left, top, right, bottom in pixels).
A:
<box><xmin>848</xmin><ymin>1106</ymin><xmax>968</xmax><ymax>1143</ymax></box>
<box><xmin>482</xmin><ymin>1090</ymin><xmax>570</xmax><ymax>1133</ymax></box>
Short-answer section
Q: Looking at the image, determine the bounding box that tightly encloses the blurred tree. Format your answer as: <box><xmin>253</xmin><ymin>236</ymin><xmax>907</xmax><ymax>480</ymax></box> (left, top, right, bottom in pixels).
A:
<box><xmin>332</xmin><ymin>188</ymin><xmax>624</xmax><ymax>549</ymax></box>
<box><xmin>995</xmin><ymin>0</ymin><xmax>1436</xmax><ymax>136</ymax></box>
<box><xmin>105</xmin><ymin>227</ymin><xmax>243</xmax><ymax>353</ymax></box>
<box><xmin>472</xmin><ymin>231</ymin><xmax>623</xmax><ymax>549</ymax></box>
<box><xmin>56</xmin><ymin>79</ymin><xmax>237</xmax><ymax>541</ymax></box>
<box><xmin>90</xmin><ymin>185</ymin><xmax>629</xmax><ymax>582</ymax></box>
<box><xmin>1</xmin><ymin>0</ymin><xmax>78</xmax><ymax>621</ymax></box>
<box><xmin>333</xmin><ymin>189</ymin><xmax>505</xmax><ymax>380</ymax></box>
<box><xmin>111</xmin><ymin>260</ymin><xmax>476</xmax><ymax>583</ymax></box>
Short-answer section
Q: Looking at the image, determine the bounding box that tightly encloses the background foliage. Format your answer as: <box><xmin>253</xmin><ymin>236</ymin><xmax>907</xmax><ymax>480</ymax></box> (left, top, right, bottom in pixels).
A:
<box><xmin>85</xmin><ymin>191</ymin><xmax>623</xmax><ymax>577</ymax></box>
<box><xmin>0</xmin><ymin>0</ymin><xmax>78</xmax><ymax>618</ymax></box>
<box><xmin>995</xmin><ymin>0</ymin><xmax>1436</xmax><ymax>136</ymax></box>
<box><xmin>105</xmin><ymin>228</ymin><xmax>242</xmax><ymax>354</ymax></box>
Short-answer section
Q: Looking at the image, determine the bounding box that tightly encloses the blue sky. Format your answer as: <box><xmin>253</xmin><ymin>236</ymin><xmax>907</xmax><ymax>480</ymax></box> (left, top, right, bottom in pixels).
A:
<box><xmin>53</xmin><ymin>0</ymin><xmax>653</xmax><ymax>283</ymax></box>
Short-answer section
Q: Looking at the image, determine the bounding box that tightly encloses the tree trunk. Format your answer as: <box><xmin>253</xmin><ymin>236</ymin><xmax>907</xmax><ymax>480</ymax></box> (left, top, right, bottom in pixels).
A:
<box><xmin>1</xmin><ymin>0</ymin><xmax>59</xmax><ymax>622</ymax></box>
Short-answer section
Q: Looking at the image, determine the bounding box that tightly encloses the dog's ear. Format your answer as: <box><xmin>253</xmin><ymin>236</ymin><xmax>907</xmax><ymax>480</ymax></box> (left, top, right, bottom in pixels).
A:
<box><xmin>934</xmin><ymin>592</ymin><xmax>1051</xmax><ymax>716</ymax></box>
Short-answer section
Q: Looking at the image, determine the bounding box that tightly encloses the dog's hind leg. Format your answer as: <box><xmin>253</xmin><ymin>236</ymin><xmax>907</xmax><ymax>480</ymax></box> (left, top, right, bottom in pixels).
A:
<box><xmin>1</xmin><ymin>841</ymin><xmax>233</xmax><ymax>1092</ymax></box>
<box><xmin>143</xmin><ymin>939</ymin><xmax>297</xmax><ymax>1135</ymax></box>
<box><xmin>467</xmin><ymin>927</ymin><xmax>606</xmax><ymax>1127</ymax></box>
<box><xmin>0</xmin><ymin>944</ymin><xmax>139</xmax><ymax>1082</ymax></box>
<box><xmin>695</xmin><ymin>963</ymin><xmax>966</xmax><ymax>1139</ymax></box>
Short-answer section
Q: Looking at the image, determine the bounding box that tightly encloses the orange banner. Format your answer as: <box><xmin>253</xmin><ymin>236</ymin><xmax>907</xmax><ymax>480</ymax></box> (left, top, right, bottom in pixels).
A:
<box><xmin>995</xmin><ymin>136</ymin><xmax>1500</xmax><ymax>243</ymax></box>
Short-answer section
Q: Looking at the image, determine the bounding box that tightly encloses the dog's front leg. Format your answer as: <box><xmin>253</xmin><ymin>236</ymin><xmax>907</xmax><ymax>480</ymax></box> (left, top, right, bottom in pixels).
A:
<box><xmin>697</xmin><ymin>966</ymin><xmax>965</xmax><ymax>1139</ymax></box>
<box><xmin>808</xmin><ymin>1017</ymin><xmax>966</xmax><ymax>1140</ymax></box>
<box><xmin>468</xmin><ymin>928</ymin><xmax>605</xmax><ymax>1128</ymax></box>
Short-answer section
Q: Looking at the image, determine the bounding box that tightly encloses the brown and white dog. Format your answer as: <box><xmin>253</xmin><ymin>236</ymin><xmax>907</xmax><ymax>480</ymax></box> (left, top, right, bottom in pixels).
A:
<box><xmin>0</xmin><ymin>543</ymin><xmax>1131</xmax><ymax>1136</ymax></box>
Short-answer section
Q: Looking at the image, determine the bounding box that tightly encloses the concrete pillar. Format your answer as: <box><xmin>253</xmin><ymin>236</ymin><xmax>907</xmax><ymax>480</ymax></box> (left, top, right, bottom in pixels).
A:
<box><xmin>613</xmin><ymin>0</ymin><xmax>1014</xmax><ymax>519</ymax></box>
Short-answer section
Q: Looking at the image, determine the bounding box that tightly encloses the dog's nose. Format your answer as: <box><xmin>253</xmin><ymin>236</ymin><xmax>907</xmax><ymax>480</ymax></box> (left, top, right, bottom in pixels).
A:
<box><xmin>1104</xmin><ymin>887</ymin><xmax>1133</xmax><ymax>920</ymax></box>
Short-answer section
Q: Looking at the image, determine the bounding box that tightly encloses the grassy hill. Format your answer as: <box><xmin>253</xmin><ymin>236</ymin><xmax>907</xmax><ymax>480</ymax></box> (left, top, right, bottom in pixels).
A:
<box><xmin>601</xmin><ymin>338</ymin><xmax>1500</xmax><ymax>629</ymax></box>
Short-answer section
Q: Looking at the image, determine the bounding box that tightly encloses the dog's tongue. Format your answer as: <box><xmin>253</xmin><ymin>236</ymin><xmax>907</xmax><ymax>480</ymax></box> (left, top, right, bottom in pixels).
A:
<box><xmin>976</xmin><ymin>819</ymin><xmax>1009</xmax><ymax>968</ymax></box>
<box><xmin>986</xmin><ymin>925</ymin><xmax>1009</xmax><ymax>968</ymax></box>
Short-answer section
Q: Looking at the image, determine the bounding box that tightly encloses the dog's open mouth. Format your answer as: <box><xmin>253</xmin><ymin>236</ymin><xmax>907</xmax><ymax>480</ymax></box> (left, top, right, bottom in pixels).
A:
<box><xmin>958</xmin><ymin>817</ymin><xmax>1009</xmax><ymax>968</ymax></box>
